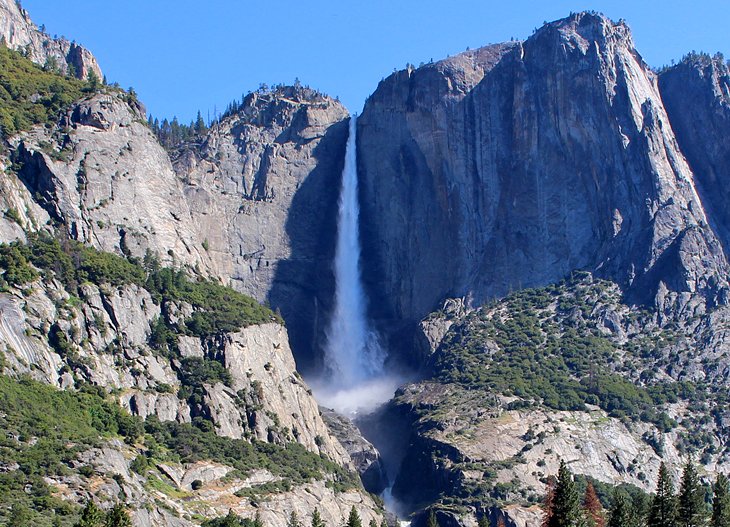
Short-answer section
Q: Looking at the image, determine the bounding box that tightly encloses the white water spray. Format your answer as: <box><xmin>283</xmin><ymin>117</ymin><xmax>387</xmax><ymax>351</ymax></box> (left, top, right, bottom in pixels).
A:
<box><xmin>325</xmin><ymin>115</ymin><xmax>383</xmax><ymax>385</ymax></box>
<box><xmin>317</xmin><ymin>115</ymin><xmax>401</xmax><ymax>415</ymax></box>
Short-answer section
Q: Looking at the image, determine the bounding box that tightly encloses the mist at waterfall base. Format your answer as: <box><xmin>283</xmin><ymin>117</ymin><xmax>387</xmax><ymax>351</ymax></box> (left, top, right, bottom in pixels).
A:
<box><xmin>310</xmin><ymin>115</ymin><xmax>412</xmax><ymax>519</ymax></box>
<box><xmin>312</xmin><ymin>114</ymin><xmax>405</xmax><ymax>417</ymax></box>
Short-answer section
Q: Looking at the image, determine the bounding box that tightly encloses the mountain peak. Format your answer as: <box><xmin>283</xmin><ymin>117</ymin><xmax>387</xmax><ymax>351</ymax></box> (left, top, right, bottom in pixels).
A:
<box><xmin>528</xmin><ymin>10</ymin><xmax>634</xmax><ymax>56</ymax></box>
<box><xmin>0</xmin><ymin>0</ymin><xmax>102</xmax><ymax>79</ymax></box>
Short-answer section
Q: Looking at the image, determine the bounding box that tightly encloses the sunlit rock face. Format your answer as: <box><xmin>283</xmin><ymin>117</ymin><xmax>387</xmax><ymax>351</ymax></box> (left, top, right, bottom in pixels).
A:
<box><xmin>358</xmin><ymin>13</ymin><xmax>730</xmax><ymax>354</ymax></box>
<box><xmin>0</xmin><ymin>0</ymin><xmax>102</xmax><ymax>79</ymax></box>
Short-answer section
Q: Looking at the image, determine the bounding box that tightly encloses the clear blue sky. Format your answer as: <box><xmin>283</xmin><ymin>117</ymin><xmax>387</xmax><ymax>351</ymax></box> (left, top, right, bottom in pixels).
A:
<box><xmin>21</xmin><ymin>0</ymin><xmax>729</xmax><ymax>123</ymax></box>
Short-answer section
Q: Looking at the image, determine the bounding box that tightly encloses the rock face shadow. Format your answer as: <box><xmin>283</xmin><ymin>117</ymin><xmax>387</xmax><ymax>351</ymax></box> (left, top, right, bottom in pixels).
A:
<box><xmin>268</xmin><ymin>118</ymin><xmax>349</xmax><ymax>375</ymax></box>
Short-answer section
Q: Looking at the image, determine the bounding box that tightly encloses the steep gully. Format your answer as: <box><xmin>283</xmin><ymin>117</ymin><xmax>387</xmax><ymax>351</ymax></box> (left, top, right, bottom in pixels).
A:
<box><xmin>311</xmin><ymin>116</ymin><xmax>413</xmax><ymax>516</ymax></box>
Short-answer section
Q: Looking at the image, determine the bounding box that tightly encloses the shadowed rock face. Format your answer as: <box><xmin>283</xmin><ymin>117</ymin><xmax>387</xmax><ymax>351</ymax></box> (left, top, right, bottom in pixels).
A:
<box><xmin>174</xmin><ymin>87</ymin><xmax>349</xmax><ymax>373</ymax></box>
<box><xmin>659</xmin><ymin>55</ymin><xmax>730</xmax><ymax>250</ymax></box>
<box><xmin>358</xmin><ymin>13</ymin><xmax>730</xmax><ymax>357</ymax></box>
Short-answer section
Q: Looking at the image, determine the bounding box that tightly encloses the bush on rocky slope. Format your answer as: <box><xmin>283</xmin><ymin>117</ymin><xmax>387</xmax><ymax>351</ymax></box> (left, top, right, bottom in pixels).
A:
<box><xmin>431</xmin><ymin>274</ymin><xmax>697</xmax><ymax>430</ymax></box>
<box><xmin>0</xmin><ymin>44</ymin><xmax>92</xmax><ymax>137</ymax></box>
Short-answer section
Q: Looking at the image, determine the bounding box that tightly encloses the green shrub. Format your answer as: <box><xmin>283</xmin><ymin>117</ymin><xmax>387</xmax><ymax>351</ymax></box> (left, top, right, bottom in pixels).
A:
<box><xmin>0</xmin><ymin>45</ymin><xmax>88</xmax><ymax>137</ymax></box>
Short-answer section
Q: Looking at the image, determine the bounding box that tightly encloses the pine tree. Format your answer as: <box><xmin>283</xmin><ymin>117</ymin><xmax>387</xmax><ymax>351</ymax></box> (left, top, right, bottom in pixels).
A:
<box><xmin>584</xmin><ymin>482</ymin><xmax>605</xmax><ymax>527</ymax></box>
<box><xmin>607</xmin><ymin>490</ymin><xmax>635</xmax><ymax>527</ymax></box>
<box><xmin>380</xmin><ymin>519</ymin><xmax>388</xmax><ymax>527</ymax></box>
<box><xmin>713</xmin><ymin>474</ymin><xmax>730</xmax><ymax>527</ymax></box>
<box><xmin>75</xmin><ymin>501</ymin><xmax>105</xmax><ymax>527</ymax></box>
<box><xmin>347</xmin><ymin>507</ymin><xmax>362</xmax><ymax>527</ymax></box>
<box><xmin>427</xmin><ymin>510</ymin><xmax>440</xmax><ymax>527</ymax></box>
<box><xmin>369</xmin><ymin>520</ymin><xmax>378</xmax><ymax>527</ymax></box>
<box><xmin>195</xmin><ymin>110</ymin><xmax>207</xmax><ymax>134</ymax></box>
<box><xmin>311</xmin><ymin>508</ymin><xmax>325</xmax><ymax>527</ymax></box>
<box><xmin>477</xmin><ymin>514</ymin><xmax>490</xmax><ymax>527</ymax></box>
<box><xmin>679</xmin><ymin>461</ymin><xmax>708</xmax><ymax>527</ymax></box>
<box><xmin>548</xmin><ymin>461</ymin><xmax>586</xmax><ymax>527</ymax></box>
<box><xmin>105</xmin><ymin>504</ymin><xmax>132</xmax><ymax>527</ymax></box>
<box><xmin>289</xmin><ymin>512</ymin><xmax>302</xmax><ymax>527</ymax></box>
<box><xmin>648</xmin><ymin>462</ymin><xmax>679</xmax><ymax>527</ymax></box>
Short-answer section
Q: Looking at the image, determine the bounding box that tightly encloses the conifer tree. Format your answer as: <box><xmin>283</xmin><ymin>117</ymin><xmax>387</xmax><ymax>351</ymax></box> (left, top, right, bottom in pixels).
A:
<box><xmin>380</xmin><ymin>519</ymin><xmax>388</xmax><ymax>527</ymax></box>
<box><xmin>289</xmin><ymin>511</ymin><xmax>302</xmax><ymax>527</ymax></box>
<box><xmin>713</xmin><ymin>474</ymin><xmax>730</xmax><ymax>527</ymax></box>
<box><xmin>584</xmin><ymin>482</ymin><xmax>605</xmax><ymax>527</ymax></box>
<box><xmin>105</xmin><ymin>504</ymin><xmax>132</xmax><ymax>527</ymax></box>
<box><xmin>347</xmin><ymin>507</ymin><xmax>362</xmax><ymax>527</ymax></box>
<box><xmin>369</xmin><ymin>520</ymin><xmax>378</xmax><ymax>527</ymax></box>
<box><xmin>75</xmin><ymin>501</ymin><xmax>105</xmax><ymax>527</ymax></box>
<box><xmin>426</xmin><ymin>510</ymin><xmax>440</xmax><ymax>527</ymax></box>
<box><xmin>679</xmin><ymin>461</ymin><xmax>708</xmax><ymax>527</ymax></box>
<box><xmin>477</xmin><ymin>513</ymin><xmax>490</xmax><ymax>527</ymax></box>
<box><xmin>649</xmin><ymin>462</ymin><xmax>679</xmax><ymax>527</ymax></box>
<box><xmin>547</xmin><ymin>461</ymin><xmax>586</xmax><ymax>527</ymax></box>
<box><xmin>311</xmin><ymin>508</ymin><xmax>325</xmax><ymax>527</ymax></box>
<box><xmin>607</xmin><ymin>490</ymin><xmax>635</xmax><ymax>527</ymax></box>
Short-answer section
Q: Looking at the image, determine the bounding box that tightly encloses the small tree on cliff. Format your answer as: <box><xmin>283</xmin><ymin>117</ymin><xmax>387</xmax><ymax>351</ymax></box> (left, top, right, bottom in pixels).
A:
<box><xmin>288</xmin><ymin>512</ymin><xmax>302</xmax><ymax>527</ymax></box>
<box><xmin>346</xmin><ymin>507</ymin><xmax>362</xmax><ymax>527</ymax></box>
<box><xmin>426</xmin><ymin>511</ymin><xmax>440</xmax><ymax>527</ymax></box>
<box><xmin>105</xmin><ymin>504</ymin><xmax>132</xmax><ymax>527</ymax></box>
<box><xmin>311</xmin><ymin>508</ymin><xmax>326</xmax><ymax>527</ymax></box>
<box><xmin>74</xmin><ymin>501</ymin><xmax>104</xmax><ymax>527</ymax></box>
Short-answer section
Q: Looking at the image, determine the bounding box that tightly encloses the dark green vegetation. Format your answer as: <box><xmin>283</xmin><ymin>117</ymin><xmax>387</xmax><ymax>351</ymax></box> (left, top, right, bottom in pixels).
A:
<box><xmin>73</xmin><ymin>501</ymin><xmax>131</xmax><ymax>527</ymax></box>
<box><xmin>0</xmin><ymin>376</ymin><xmax>143</xmax><ymax>526</ymax></box>
<box><xmin>0</xmin><ymin>233</ymin><xmax>280</xmax><ymax>339</ymax></box>
<box><xmin>0</xmin><ymin>44</ymin><xmax>96</xmax><ymax>137</ymax></box>
<box><xmin>142</xmin><ymin>416</ymin><xmax>359</xmax><ymax>493</ymax></box>
<box><xmin>542</xmin><ymin>460</ymin><xmax>721</xmax><ymax>527</ymax></box>
<box><xmin>431</xmin><ymin>274</ymin><xmax>703</xmax><ymax>432</ymax></box>
<box><xmin>0</xmin><ymin>375</ymin><xmax>358</xmax><ymax>526</ymax></box>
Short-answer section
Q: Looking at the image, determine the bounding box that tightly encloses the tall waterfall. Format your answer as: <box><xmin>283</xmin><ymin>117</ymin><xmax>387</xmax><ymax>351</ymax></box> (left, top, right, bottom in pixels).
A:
<box><xmin>324</xmin><ymin>115</ymin><xmax>384</xmax><ymax>389</ymax></box>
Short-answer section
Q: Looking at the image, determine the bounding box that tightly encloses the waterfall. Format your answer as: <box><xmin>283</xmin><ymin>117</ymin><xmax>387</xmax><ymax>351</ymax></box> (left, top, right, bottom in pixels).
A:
<box><xmin>324</xmin><ymin>115</ymin><xmax>384</xmax><ymax>389</ymax></box>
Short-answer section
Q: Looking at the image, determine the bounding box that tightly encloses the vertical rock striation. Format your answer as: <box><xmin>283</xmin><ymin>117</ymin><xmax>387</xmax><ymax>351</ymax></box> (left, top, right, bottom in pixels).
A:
<box><xmin>175</xmin><ymin>87</ymin><xmax>349</xmax><ymax>372</ymax></box>
<box><xmin>358</xmin><ymin>13</ymin><xmax>730</xmax><ymax>355</ymax></box>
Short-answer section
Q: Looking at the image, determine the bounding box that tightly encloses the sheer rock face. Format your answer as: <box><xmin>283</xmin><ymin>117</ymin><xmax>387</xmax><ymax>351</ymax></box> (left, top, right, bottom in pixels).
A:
<box><xmin>8</xmin><ymin>92</ymin><xmax>210</xmax><ymax>270</ymax></box>
<box><xmin>0</xmin><ymin>0</ymin><xmax>102</xmax><ymax>79</ymax></box>
<box><xmin>659</xmin><ymin>55</ymin><xmax>730</xmax><ymax>249</ymax></box>
<box><xmin>358</xmin><ymin>13</ymin><xmax>730</xmax><ymax>351</ymax></box>
<box><xmin>175</xmin><ymin>87</ymin><xmax>349</xmax><ymax>372</ymax></box>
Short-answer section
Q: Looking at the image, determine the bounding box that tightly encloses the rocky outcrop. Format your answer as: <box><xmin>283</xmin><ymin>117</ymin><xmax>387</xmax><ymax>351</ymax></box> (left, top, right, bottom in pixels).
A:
<box><xmin>53</xmin><ymin>438</ymin><xmax>383</xmax><ymax>527</ymax></box>
<box><xmin>8</xmin><ymin>92</ymin><xmax>210</xmax><ymax>269</ymax></box>
<box><xmin>0</xmin><ymin>275</ymin><xmax>350</xmax><ymax>463</ymax></box>
<box><xmin>0</xmin><ymin>0</ymin><xmax>102</xmax><ymax>79</ymax></box>
<box><xmin>321</xmin><ymin>407</ymin><xmax>387</xmax><ymax>493</ymax></box>
<box><xmin>175</xmin><ymin>86</ymin><xmax>349</xmax><ymax>372</ymax></box>
<box><xmin>358</xmin><ymin>13</ymin><xmax>730</xmax><ymax>357</ymax></box>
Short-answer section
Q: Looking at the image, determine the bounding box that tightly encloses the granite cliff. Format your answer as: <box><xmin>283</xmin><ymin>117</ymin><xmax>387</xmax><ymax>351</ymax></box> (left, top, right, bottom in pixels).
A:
<box><xmin>0</xmin><ymin>0</ymin><xmax>101</xmax><ymax>79</ymax></box>
<box><xmin>2</xmin><ymin>5</ymin><xmax>730</xmax><ymax>527</ymax></box>
<box><xmin>358</xmin><ymin>13</ymin><xmax>730</xmax><ymax>360</ymax></box>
